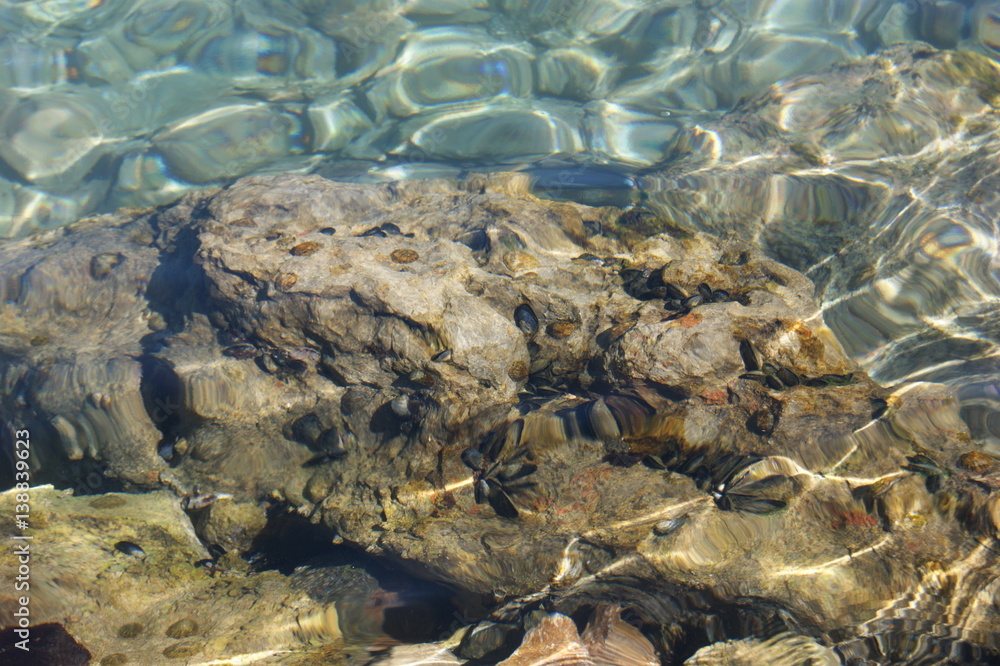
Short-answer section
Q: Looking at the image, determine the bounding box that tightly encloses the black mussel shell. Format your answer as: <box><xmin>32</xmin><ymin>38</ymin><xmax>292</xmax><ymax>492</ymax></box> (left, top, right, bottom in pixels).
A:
<box><xmin>622</xmin><ymin>269</ymin><xmax>662</xmax><ymax>300</ymax></box>
<box><xmin>730</xmin><ymin>496</ymin><xmax>787</xmax><ymax>514</ymax></box>
<box><xmin>903</xmin><ymin>454</ymin><xmax>948</xmax><ymax>478</ymax></box>
<box><xmin>222</xmin><ymin>343</ymin><xmax>257</xmax><ymax>360</ymax></box>
<box><xmin>514</xmin><ymin>304</ymin><xmax>539</xmax><ymax>334</ymax></box>
<box><xmin>603</xmin><ymin>394</ymin><xmax>657</xmax><ymax>438</ymax></box>
<box><xmin>713</xmin><ymin>493</ymin><xmax>733</xmax><ymax>511</ymax></box>
<box><xmin>486</xmin><ymin>482</ymin><xmax>520</xmax><ymax>519</ymax></box>
<box><xmin>739</xmin><ymin>339</ymin><xmax>762</xmax><ymax>372</ymax></box>
<box><xmin>291</xmin><ymin>413</ymin><xmax>324</xmax><ymax>445</ymax></box>
<box><xmin>462</xmin><ymin>447</ymin><xmax>486</xmax><ymax>470</ymax></box>
<box><xmin>739</xmin><ymin>371</ymin><xmax>768</xmax><ymax>384</ymax></box>
<box><xmin>775</xmin><ymin>367</ymin><xmax>800</xmax><ymax>387</ymax></box>
<box><xmin>380</xmin><ymin>222</ymin><xmax>401</xmax><ymax>235</ymax></box>
<box><xmin>653</xmin><ymin>514</ymin><xmax>689</xmax><ymax>536</ymax></box>
<box><xmin>642</xmin><ymin>454</ymin><xmax>670</xmax><ymax>470</ymax></box>
<box><xmin>474</xmin><ymin>478</ymin><xmax>490</xmax><ymax>504</ymax></box>
<box><xmin>497</xmin><ymin>462</ymin><xmax>537</xmax><ymax>484</ymax></box>
<box><xmin>317</xmin><ymin>428</ymin><xmax>347</xmax><ymax>457</ymax></box>
<box><xmin>697</xmin><ymin>283</ymin><xmax>713</xmax><ymax>300</ymax></box>
<box><xmin>456</xmin><ymin>228</ymin><xmax>490</xmax><ymax>252</ymax></box>
<box><xmin>115</xmin><ymin>540</ymin><xmax>145</xmax><ymax>558</ymax></box>
<box><xmin>871</xmin><ymin>398</ymin><xmax>889</xmax><ymax>419</ymax></box>
<box><xmin>664</xmin><ymin>307</ymin><xmax>692</xmax><ymax>321</ymax></box>
<box><xmin>672</xmin><ymin>453</ymin><xmax>706</xmax><ymax>477</ymax></box>
<box><xmin>431</xmin><ymin>349</ymin><xmax>453</xmax><ymax>362</ymax></box>
<box><xmin>820</xmin><ymin>373</ymin><xmax>855</xmax><ymax>386</ymax></box>
<box><xmin>764</xmin><ymin>375</ymin><xmax>785</xmax><ymax>390</ymax></box>
<box><xmin>682</xmin><ymin>294</ymin><xmax>704</xmax><ymax>308</ymax></box>
<box><xmin>483</xmin><ymin>418</ymin><xmax>525</xmax><ymax>462</ymax></box>
<box><xmin>360</xmin><ymin>226</ymin><xmax>387</xmax><ymax>237</ymax></box>
<box><xmin>712</xmin><ymin>288</ymin><xmax>730</xmax><ymax>302</ymax></box>
<box><xmin>664</xmin><ymin>282</ymin><xmax>687</xmax><ymax>300</ymax></box>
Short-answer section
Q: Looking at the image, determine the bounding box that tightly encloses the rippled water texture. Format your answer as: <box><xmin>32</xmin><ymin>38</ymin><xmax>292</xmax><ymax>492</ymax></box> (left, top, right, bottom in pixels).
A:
<box><xmin>0</xmin><ymin>0</ymin><xmax>993</xmax><ymax>234</ymax></box>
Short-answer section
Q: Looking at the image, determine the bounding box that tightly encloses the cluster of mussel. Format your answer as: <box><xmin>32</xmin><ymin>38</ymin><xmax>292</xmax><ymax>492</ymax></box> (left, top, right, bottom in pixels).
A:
<box><xmin>737</xmin><ymin>339</ymin><xmax>855</xmax><ymax>390</ymax></box>
<box><xmin>460</xmin><ymin>387</ymin><xmax>795</xmax><ymax>520</ymax></box>
<box><xmin>620</xmin><ymin>267</ymin><xmax>736</xmax><ymax>320</ymax></box>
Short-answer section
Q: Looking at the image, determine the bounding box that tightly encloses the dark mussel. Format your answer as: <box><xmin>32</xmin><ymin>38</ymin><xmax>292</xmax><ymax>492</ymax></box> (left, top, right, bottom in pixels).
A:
<box><xmin>739</xmin><ymin>340</ymin><xmax>762</xmax><ymax>372</ymax></box>
<box><xmin>514</xmin><ymin>304</ymin><xmax>539</xmax><ymax>334</ymax></box>
<box><xmin>222</xmin><ymin>343</ymin><xmax>257</xmax><ymax>360</ymax></box>
<box><xmin>682</xmin><ymin>293</ymin><xmax>704</xmax><ymax>308</ymax></box>
<box><xmin>431</xmin><ymin>349</ymin><xmax>453</xmax><ymax>362</ymax></box>
<box><xmin>713</xmin><ymin>473</ymin><xmax>790</xmax><ymax>514</ymax></box>
<box><xmin>903</xmin><ymin>454</ymin><xmax>950</xmax><ymax>495</ymax></box>
<box><xmin>870</xmin><ymin>397</ymin><xmax>889</xmax><ymax>419</ymax></box>
<box><xmin>303</xmin><ymin>427</ymin><xmax>348</xmax><ymax>466</ymax></box>
<box><xmin>115</xmin><ymin>540</ymin><xmax>146</xmax><ymax>558</ymax></box>
<box><xmin>456</xmin><ymin>228</ymin><xmax>490</xmax><ymax>252</ymax></box>
<box><xmin>704</xmin><ymin>454</ymin><xmax>790</xmax><ymax>514</ymax></box>
<box><xmin>775</xmin><ymin>366</ymin><xmax>800</xmax><ymax>387</ymax></box>
<box><xmin>653</xmin><ymin>514</ymin><xmax>689</xmax><ymax>536</ymax></box>
<box><xmin>764</xmin><ymin>374</ymin><xmax>785</xmax><ymax>390</ymax></box>
<box><xmin>621</xmin><ymin>267</ymin><xmax>675</xmax><ymax>301</ymax></box>
<box><xmin>462</xmin><ymin>419</ymin><xmax>536</xmax><ymax>519</ymax></box>
<box><xmin>804</xmin><ymin>373</ymin><xmax>856</xmax><ymax>387</ymax></box>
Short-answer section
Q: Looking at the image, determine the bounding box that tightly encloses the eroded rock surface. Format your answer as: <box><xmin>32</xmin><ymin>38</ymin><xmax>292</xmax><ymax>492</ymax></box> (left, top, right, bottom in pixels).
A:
<box><xmin>640</xmin><ymin>44</ymin><xmax>1000</xmax><ymax>451</ymax></box>
<box><xmin>1</xmin><ymin>170</ymin><xmax>999</xmax><ymax>663</ymax></box>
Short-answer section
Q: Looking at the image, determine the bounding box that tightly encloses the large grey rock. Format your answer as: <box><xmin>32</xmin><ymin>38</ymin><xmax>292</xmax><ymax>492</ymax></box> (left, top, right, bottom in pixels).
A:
<box><xmin>1</xmin><ymin>171</ymin><xmax>999</xmax><ymax>663</ymax></box>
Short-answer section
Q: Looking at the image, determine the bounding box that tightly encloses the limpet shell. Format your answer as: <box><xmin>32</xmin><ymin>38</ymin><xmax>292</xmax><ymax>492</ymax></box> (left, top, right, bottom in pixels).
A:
<box><xmin>90</xmin><ymin>252</ymin><xmax>126</xmax><ymax>280</ymax></box>
<box><xmin>959</xmin><ymin>451</ymin><xmax>996</xmax><ymax>472</ymax></box>
<box><xmin>290</xmin><ymin>241</ymin><xmax>322</xmax><ymax>256</ymax></box>
<box><xmin>508</xmin><ymin>361</ymin><xmax>528</xmax><ymax>381</ymax></box>
<box><xmin>275</xmin><ymin>272</ymin><xmax>298</xmax><ymax>289</ymax></box>
<box><xmin>391</xmin><ymin>248</ymin><xmax>419</xmax><ymax>263</ymax></box>
<box><xmin>89</xmin><ymin>495</ymin><xmax>127</xmax><ymax>510</ymax></box>
<box><xmin>545</xmin><ymin>321</ymin><xmax>578</xmax><ymax>339</ymax></box>
<box><xmin>162</xmin><ymin>641</ymin><xmax>203</xmax><ymax>659</ymax></box>
<box><xmin>117</xmin><ymin>622</ymin><xmax>143</xmax><ymax>638</ymax></box>
<box><xmin>165</xmin><ymin>618</ymin><xmax>199</xmax><ymax>638</ymax></box>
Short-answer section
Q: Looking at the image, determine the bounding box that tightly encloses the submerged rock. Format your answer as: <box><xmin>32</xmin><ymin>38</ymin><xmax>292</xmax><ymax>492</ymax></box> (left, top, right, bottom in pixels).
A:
<box><xmin>640</xmin><ymin>44</ymin><xmax>1000</xmax><ymax>449</ymax></box>
<box><xmin>0</xmin><ymin>486</ymin><xmax>337</xmax><ymax>664</ymax></box>
<box><xmin>1</xmin><ymin>170</ymin><xmax>999</xmax><ymax>662</ymax></box>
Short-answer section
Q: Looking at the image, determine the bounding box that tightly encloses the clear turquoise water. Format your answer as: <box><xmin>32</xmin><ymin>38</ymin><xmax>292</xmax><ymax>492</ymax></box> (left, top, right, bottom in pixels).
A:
<box><xmin>0</xmin><ymin>0</ymin><xmax>991</xmax><ymax>238</ymax></box>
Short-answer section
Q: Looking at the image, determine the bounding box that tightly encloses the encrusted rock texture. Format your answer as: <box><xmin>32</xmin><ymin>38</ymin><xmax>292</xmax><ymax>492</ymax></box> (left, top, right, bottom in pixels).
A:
<box><xmin>2</xmin><ymin>170</ymin><xmax>1000</xmax><ymax>663</ymax></box>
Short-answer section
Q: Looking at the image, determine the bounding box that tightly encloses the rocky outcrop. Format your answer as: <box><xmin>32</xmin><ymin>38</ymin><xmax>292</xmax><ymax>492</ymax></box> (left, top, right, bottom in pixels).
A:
<box><xmin>2</xmin><ymin>169</ymin><xmax>999</xmax><ymax>663</ymax></box>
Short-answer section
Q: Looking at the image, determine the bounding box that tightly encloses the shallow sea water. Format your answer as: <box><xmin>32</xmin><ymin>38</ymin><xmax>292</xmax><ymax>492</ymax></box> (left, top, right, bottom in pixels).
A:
<box><xmin>4</xmin><ymin>0</ymin><xmax>1000</xmax><ymax>663</ymax></box>
<box><xmin>3</xmin><ymin>0</ymin><xmax>998</xmax><ymax>443</ymax></box>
